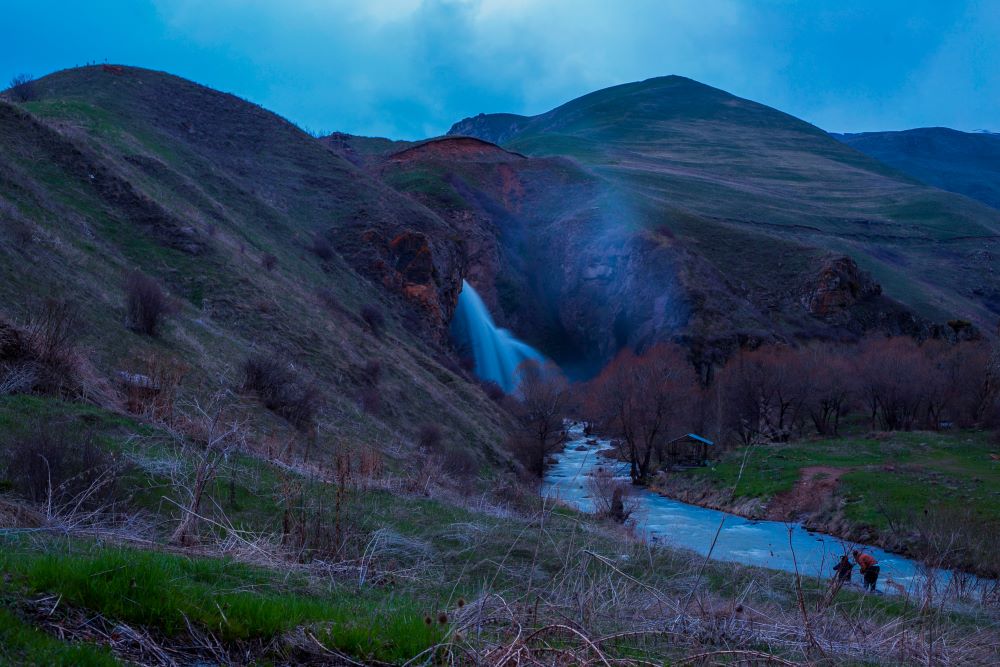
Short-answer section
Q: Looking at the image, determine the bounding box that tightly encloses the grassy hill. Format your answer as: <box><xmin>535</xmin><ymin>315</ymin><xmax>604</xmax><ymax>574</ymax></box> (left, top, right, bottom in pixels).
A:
<box><xmin>0</xmin><ymin>65</ymin><xmax>511</xmax><ymax>465</ymax></box>
<box><xmin>835</xmin><ymin>128</ymin><xmax>1000</xmax><ymax>211</ymax></box>
<box><xmin>450</xmin><ymin>76</ymin><xmax>1000</xmax><ymax>337</ymax></box>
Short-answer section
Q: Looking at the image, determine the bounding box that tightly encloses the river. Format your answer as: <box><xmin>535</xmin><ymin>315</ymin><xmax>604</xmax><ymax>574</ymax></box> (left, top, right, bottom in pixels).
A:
<box><xmin>542</xmin><ymin>423</ymin><xmax>967</xmax><ymax>596</ymax></box>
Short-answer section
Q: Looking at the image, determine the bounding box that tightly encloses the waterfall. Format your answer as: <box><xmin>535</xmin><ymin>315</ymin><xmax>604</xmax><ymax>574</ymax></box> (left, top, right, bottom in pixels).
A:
<box><xmin>451</xmin><ymin>280</ymin><xmax>545</xmax><ymax>393</ymax></box>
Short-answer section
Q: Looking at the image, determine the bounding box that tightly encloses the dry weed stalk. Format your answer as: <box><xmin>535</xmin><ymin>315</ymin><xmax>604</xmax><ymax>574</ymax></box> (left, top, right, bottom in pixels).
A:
<box><xmin>164</xmin><ymin>394</ymin><xmax>246</xmax><ymax>546</ymax></box>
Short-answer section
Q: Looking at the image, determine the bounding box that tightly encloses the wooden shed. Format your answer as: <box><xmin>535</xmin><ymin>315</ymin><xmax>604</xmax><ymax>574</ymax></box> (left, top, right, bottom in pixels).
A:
<box><xmin>661</xmin><ymin>433</ymin><xmax>714</xmax><ymax>468</ymax></box>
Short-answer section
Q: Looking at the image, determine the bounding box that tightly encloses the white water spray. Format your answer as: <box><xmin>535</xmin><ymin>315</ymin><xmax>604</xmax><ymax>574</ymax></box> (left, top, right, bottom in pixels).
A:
<box><xmin>451</xmin><ymin>280</ymin><xmax>545</xmax><ymax>393</ymax></box>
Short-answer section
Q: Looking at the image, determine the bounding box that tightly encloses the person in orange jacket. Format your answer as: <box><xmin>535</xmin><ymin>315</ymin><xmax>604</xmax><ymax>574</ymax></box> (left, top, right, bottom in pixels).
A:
<box><xmin>853</xmin><ymin>549</ymin><xmax>880</xmax><ymax>591</ymax></box>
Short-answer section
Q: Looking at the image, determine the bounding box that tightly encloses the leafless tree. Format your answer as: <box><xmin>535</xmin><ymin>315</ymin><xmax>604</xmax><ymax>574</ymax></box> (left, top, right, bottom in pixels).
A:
<box><xmin>7</xmin><ymin>73</ymin><xmax>37</xmax><ymax>102</ymax></box>
<box><xmin>800</xmin><ymin>344</ymin><xmax>853</xmax><ymax>436</ymax></box>
<box><xmin>855</xmin><ymin>337</ymin><xmax>927</xmax><ymax>430</ymax></box>
<box><xmin>508</xmin><ymin>360</ymin><xmax>570</xmax><ymax>476</ymax></box>
<box><xmin>587</xmin><ymin>344</ymin><xmax>697</xmax><ymax>482</ymax></box>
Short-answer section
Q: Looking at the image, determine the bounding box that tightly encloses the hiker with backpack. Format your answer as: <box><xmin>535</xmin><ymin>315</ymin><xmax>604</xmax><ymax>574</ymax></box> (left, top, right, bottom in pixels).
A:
<box><xmin>853</xmin><ymin>549</ymin><xmax>880</xmax><ymax>592</ymax></box>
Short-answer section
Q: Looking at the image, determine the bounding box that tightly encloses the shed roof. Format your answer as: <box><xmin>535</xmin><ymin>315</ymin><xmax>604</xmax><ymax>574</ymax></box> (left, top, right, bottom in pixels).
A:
<box><xmin>668</xmin><ymin>433</ymin><xmax>714</xmax><ymax>446</ymax></box>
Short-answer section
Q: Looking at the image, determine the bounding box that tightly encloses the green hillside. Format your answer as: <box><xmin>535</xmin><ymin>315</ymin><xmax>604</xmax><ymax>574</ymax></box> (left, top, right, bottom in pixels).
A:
<box><xmin>450</xmin><ymin>75</ymin><xmax>1000</xmax><ymax>329</ymax></box>
<box><xmin>835</xmin><ymin>127</ymin><xmax>1000</xmax><ymax>211</ymax></box>
<box><xmin>0</xmin><ymin>65</ymin><xmax>509</xmax><ymax>463</ymax></box>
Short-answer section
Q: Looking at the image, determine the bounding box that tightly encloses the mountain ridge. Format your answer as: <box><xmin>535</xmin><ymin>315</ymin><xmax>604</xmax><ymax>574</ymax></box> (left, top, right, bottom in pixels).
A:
<box><xmin>4</xmin><ymin>65</ymin><xmax>998</xmax><ymax>387</ymax></box>
<box><xmin>834</xmin><ymin>127</ymin><xmax>1000</xmax><ymax>211</ymax></box>
<box><xmin>441</xmin><ymin>74</ymin><xmax>1000</xmax><ymax>364</ymax></box>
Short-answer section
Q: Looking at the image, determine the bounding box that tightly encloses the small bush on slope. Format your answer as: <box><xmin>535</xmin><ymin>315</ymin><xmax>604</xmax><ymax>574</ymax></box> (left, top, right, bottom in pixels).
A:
<box><xmin>6</xmin><ymin>73</ymin><xmax>38</xmax><ymax>102</ymax></box>
<box><xmin>360</xmin><ymin>304</ymin><xmax>385</xmax><ymax>336</ymax></box>
<box><xmin>124</xmin><ymin>271</ymin><xmax>173</xmax><ymax>336</ymax></box>
<box><xmin>0</xmin><ymin>417</ymin><xmax>121</xmax><ymax>509</ymax></box>
<box><xmin>0</xmin><ymin>299</ymin><xmax>111</xmax><ymax>403</ymax></box>
<box><xmin>309</xmin><ymin>234</ymin><xmax>334</xmax><ymax>261</ymax></box>
<box><xmin>240</xmin><ymin>355</ymin><xmax>320</xmax><ymax>432</ymax></box>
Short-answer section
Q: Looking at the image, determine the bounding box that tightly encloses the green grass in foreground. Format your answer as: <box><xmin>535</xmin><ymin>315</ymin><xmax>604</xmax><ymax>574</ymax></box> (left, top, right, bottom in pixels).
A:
<box><xmin>0</xmin><ymin>607</ymin><xmax>118</xmax><ymax>667</ymax></box>
<box><xmin>0</xmin><ymin>539</ymin><xmax>442</xmax><ymax>663</ymax></box>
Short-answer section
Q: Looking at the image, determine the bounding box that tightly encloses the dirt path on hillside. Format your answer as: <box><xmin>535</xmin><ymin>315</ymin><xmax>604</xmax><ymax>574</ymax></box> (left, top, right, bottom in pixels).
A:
<box><xmin>767</xmin><ymin>466</ymin><xmax>849</xmax><ymax>521</ymax></box>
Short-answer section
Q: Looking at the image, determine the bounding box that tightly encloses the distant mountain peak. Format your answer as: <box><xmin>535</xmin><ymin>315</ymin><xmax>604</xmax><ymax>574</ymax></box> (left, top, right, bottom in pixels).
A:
<box><xmin>836</xmin><ymin>127</ymin><xmax>1000</xmax><ymax>210</ymax></box>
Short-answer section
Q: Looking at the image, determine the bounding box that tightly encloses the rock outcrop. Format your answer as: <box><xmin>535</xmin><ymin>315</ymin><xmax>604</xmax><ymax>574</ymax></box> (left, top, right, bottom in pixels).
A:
<box><xmin>801</xmin><ymin>256</ymin><xmax>882</xmax><ymax>322</ymax></box>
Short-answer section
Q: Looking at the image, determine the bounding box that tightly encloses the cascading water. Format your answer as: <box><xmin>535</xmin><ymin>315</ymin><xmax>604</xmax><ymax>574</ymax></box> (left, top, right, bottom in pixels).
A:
<box><xmin>451</xmin><ymin>280</ymin><xmax>545</xmax><ymax>393</ymax></box>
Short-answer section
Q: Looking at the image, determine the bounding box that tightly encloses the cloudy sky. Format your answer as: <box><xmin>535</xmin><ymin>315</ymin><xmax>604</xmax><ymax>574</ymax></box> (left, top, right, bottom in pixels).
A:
<box><xmin>3</xmin><ymin>1</ymin><xmax>998</xmax><ymax>139</ymax></box>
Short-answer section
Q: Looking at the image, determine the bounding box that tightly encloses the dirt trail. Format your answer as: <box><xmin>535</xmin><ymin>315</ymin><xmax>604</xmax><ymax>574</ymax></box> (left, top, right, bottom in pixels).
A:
<box><xmin>766</xmin><ymin>466</ymin><xmax>849</xmax><ymax>521</ymax></box>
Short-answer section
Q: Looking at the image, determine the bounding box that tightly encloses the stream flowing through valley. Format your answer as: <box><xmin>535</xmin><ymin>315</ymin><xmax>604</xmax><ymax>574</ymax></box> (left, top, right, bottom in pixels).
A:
<box><xmin>542</xmin><ymin>423</ymin><xmax>973</xmax><ymax>597</ymax></box>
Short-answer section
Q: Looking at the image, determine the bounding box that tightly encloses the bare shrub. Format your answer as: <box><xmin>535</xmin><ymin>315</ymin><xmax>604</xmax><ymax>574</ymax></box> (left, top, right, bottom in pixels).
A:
<box><xmin>241</xmin><ymin>356</ymin><xmax>286</xmax><ymax>398</ymax></box>
<box><xmin>480</xmin><ymin>380</ymin><xmax>505</xmax><ymax>402</ymax></box>
<box><xmin>117</xmin><ymin>352</ymin><xmax>188</xmax><ymax>423</ymax></box>
<box><xmin>0</xmin><ymin>418</ymin><xmax>121</xmax><ymax>512</ymax></box>
<box><xmin>359</xmin><ymin>387</ymin><xmax>381</xmax><ymax>415</ymax></box>
<box><xmin>890</xmin><ymin>504</ymin><xmax>1000</xmax><ymax>581</ymax></box>
<box><xmin>167</xmin><ymin>398</ymin><xmax>246</xmax><ymax>546</ymax></box>
<box><xmin>360</xmin><ymin>304</ymin><xmax>385</xmax><ymax>336</ymax></box>
<box><xmin>507</xmin><ymin>360</ymin><xmax>570</xmax><ymax>477</ymax></box>
<box><xmin>6</xmin><ymin>73</ymin><xmax>37</xmax><ymax>102</ymax></box>
<box><xmin>403</xmin><ymin>448</ymin><xmax>446</xmax><ymax>495</ymax></box>
<box><xmin>415</xmin><ymin>423</ymin><xmax>477</xmax><ymax>481</ymax></box>
<box><xmin>125</xmin><ymin>271</ymin><xmax>173</xmax><ymax>336</ymax></box>
<box><xmin>280</xmin><ymin>474</ymin><xmax>334</xmax><ymax>559</ymax></box>
<box><xmin>357</xmin><ymin>447</ymin><xmax>384</xmax><ymax>483</ymax></box>
<box><xmin>310</xmin><ymin>235</ymin><xmax>334</xmax><ymax>261</ymax></box>
<box><xmin>442</xmin><ymin>447</ymin><xmax>478</xmax><ymax>479</ymax></box>
<box><xmin>25</xmin><ymin>297</ymin><xmax>79</xmax><ymax>364</ymax></box>
<box><xmin>261</xmin><ymin>253</ymin><xmax>278</xmax><ymax>271</ymax></box>
<box><xmin>418</xmin><ymin>423</ymin><xmax>443</xmax><ymax>450</ymax></box>
<box><xmin>0</xmin><ymin>300</ymin><xmax>92</xmax><ymax>399</ymax></box>
<box><xmin>240</xmin><ymin>356</ymin><xmax>320</xmax><ymax>432</ymax></box>
<box><xmin>490</xmin><ymin>474</ymin><xmax>542</xmax><ymax>514</ymax></box>
<box><xmin>586</xmin><ymin>467</ymin><xmax>638</xmax><ymax>523</ymax></box>
<box><xmin>504</xmin><ymin>432</ymin><xmax>541</xmax><ymax>480</ymax></box>
<box><xmin>361</xmin><ymin>359</ymin><xmax>382</xmax><ymax>386</ymax></box>
<box><xmin>284</xmin><ymin>383</ymin><xmax>321</xmax><ymax>434</ymax></box>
